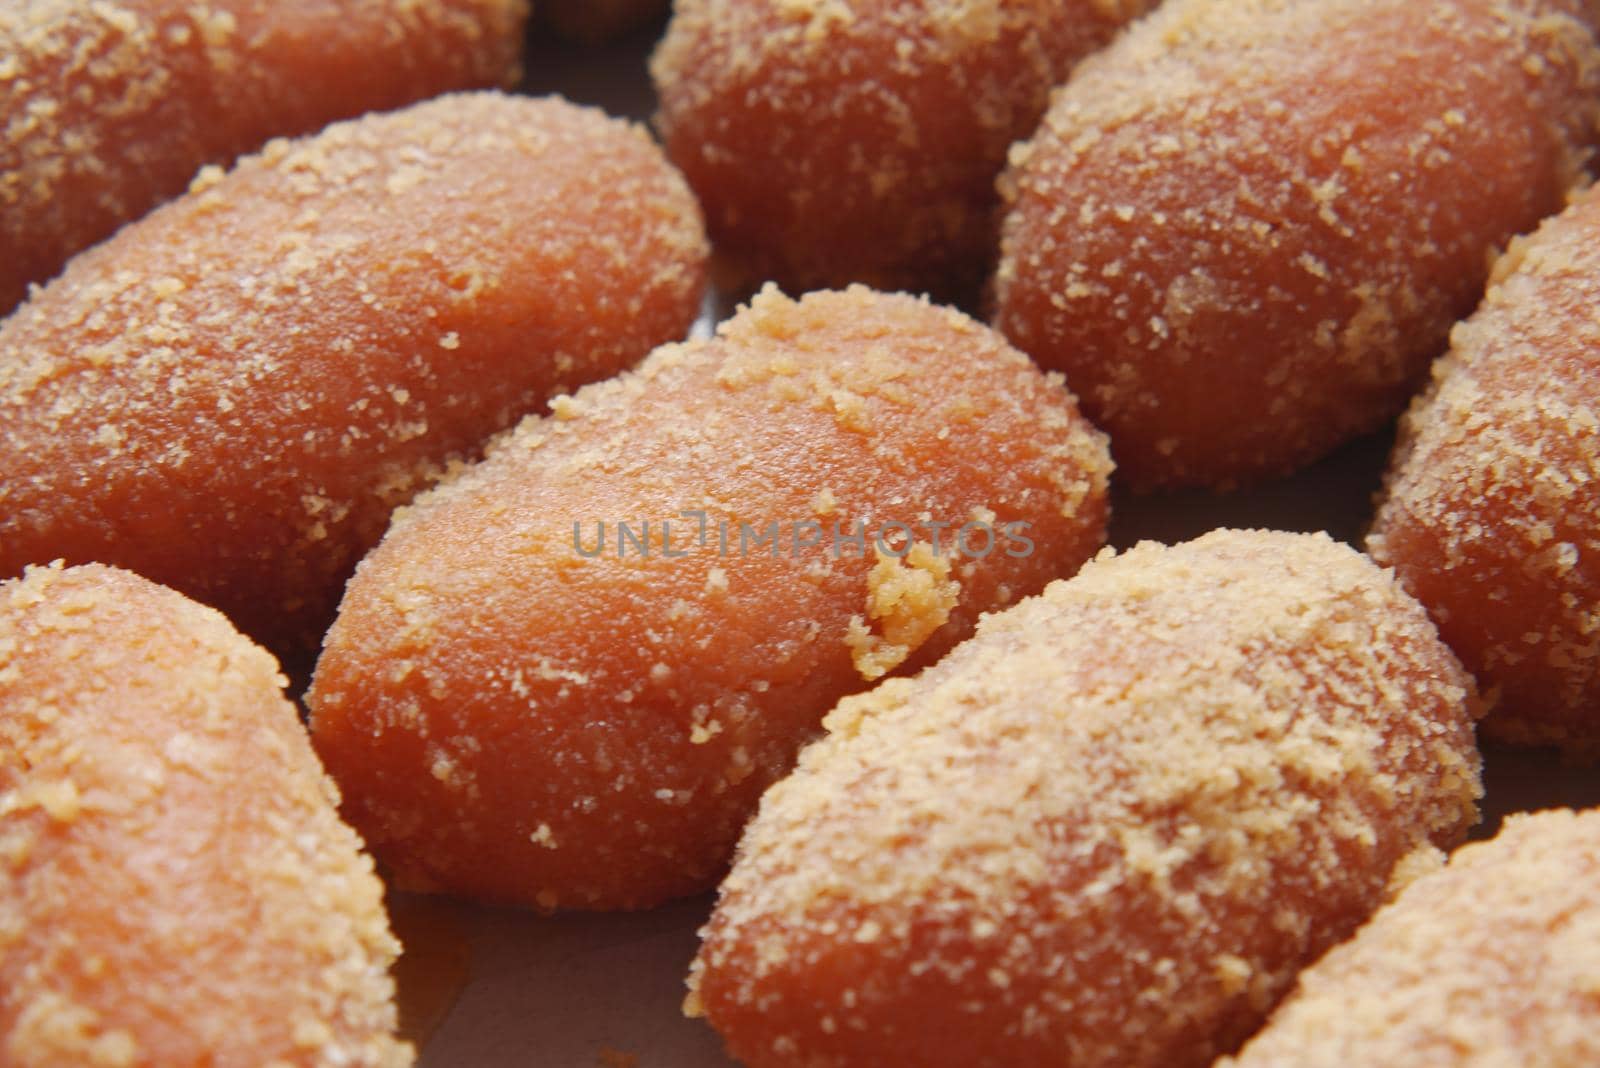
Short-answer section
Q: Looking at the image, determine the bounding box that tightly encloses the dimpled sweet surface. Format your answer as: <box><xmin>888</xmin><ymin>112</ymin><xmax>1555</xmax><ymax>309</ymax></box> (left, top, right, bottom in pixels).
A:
<box><xmin>0</xmin><ymin>91</ymin><xmax>708</xmax><ymax>660</ymax></box>
<box><xmin>0</xmin><ymin>0</ymin><xmax>530</xmax><ymax>315</ymax></box>
<box><xmin>1369</xmin><ymin>186</ymin><xmax>1600</xmax><ymax>757</ymax></box>
<box><xmin>651</xmin><ymin>0</ymin><xmax>1157</xmax><ymax>296</ymax></box>
<box><xmin>992</xmin><ymin>0</ymin><xmax>1600</xmax><ymax>490</ymax></box>
<box><xmin>690</xmin><ymin>529</ymin><xmax>1481</xmax><ymax>1068</ymax></box>
<box><xmin>1224</xmin><ymin>808</ymin><xmax>1600</xmax><ymax>1068</ymax></box>
<box><xmin>307</xmin><ymin>286</ymin><xmax>1112</xmax><ymax>913</ymax></box>
<box><xmin>0</xmin><ymin>563</ymin><xmax>409</xmax><ymax>1068</ymax></box>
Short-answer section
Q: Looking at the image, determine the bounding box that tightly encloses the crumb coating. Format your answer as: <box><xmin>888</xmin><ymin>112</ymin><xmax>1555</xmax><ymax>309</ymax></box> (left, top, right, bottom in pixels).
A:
<box><xmin>1369</xmin><ymin>186</ymin><xmax>1600</xmax><ymax>756</ymax></box>
<box><xmin>1226</xmin><ymin>807</ymin><xmax>1600</xmax><ymax>1068</ymax></box>
<box><xmin>0</xmin><ymin>91</ymin><xmax>708</xmax><ymax>659</ymax></box>
<box><xmin>993</xmin><ymin>0</ymin><xmax>1600</xmax><ymax>490</ymax></box>
<box><xmin>308</xmin><ymin>286</ymin><xmax>1112</xmax><ymax>912</ymax></box>
<box><xmin>0</xmin><ymin>563</ymin><xmax>410</xmax><ymax>1068</ymax></box>
<box><xmin>651</xmin><ymin>0</ymin><xmax>1156</xmax><ymax>296</ymax></box>
<box><xmin>691</xmin><ymin>529</ymin><xmax>1481</xmax><ymax>1068</ymax></box>
<box><xmin>0</xmin><ymin>0</ymin><xmax>530</xmax><ymax>314</ymax></box>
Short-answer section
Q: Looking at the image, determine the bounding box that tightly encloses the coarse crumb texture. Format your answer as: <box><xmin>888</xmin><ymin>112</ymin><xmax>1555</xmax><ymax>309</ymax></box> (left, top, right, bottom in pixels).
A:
<box><xmin>0</xmin><ymin>0</ymin><xmax>530</xmax><ymax>315</ymax></box>
<box><xmin>651</xmin><ymin>0</ymin><xmax>1157</xmax><ymax>297</ymax></box>
<box><xmin>1368</xmin><ymin>185</ymin><xmax>1600</xmax><ymax>757</ymax></box>
<box><xmin>1224</xmin><ymin>807</ymin><xmax>1600</xmax><ymax>1067</ymax></box>
<box><xmin>0</xmin><ymin>91</ymin><xmax>708</xmax><ymax>660</ymax></box>
<box><xmin>690</xmin><ymin>529</ymin><xmax>1482</xmax><ymax>1068</ymax></box>
<box><xmin>993</xmin><ymin>0</ymin><xmax>1600</xmax><ymax>490</ymax></box>
<box><xmin>0</xmin><ymin>563</ymin><xmax>410</xmax><ymax>1068</ymax></box>
<box><xmin>308</xmin><ymin>285</ymin><xmax>1112</xmax><ymax>912</ymax></box>
<box><xmin>541</xmin><ymin>0</ymin><xmax>668</xmax><ymax>41</ymax></box>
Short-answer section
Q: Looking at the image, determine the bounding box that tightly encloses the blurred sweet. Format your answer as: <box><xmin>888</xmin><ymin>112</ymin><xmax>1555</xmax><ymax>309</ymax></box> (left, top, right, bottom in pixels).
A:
<box><xmin>0</xmin><ymin>0</ymin><xmax>530</xmax><ymax>314</ymax></box>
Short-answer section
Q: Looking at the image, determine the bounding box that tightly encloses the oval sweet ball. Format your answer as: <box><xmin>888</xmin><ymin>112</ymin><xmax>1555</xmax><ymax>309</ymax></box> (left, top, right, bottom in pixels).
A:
<box><xmin>0</xmin><ymin>563</ymin><xmax>409</xmax><ymax>1068</ymax></box>
<box><xmin>0</xmin><ymin>91</ymin><xmax>709</xmax><ymax>662</ymax></box>
<box><xmin>1368</xmin><ymin>186</ymin><xmax>1600</xmax><ymax>756</ymax></box>
<box><xmin>307</xmin><ymin>285</ymin><xmax>1113</xmax><ymax>912</ymax></box>
<box><xmin>651</xmin><ymin>0</ymin><xmax>1157</xmax><ymax>298</ymax></box>
<box><xmin>689</xmin><ymin>529</ymin><xmax>1482</xmax><ymax>1068</ymax></box>
<box><xmin>1224</xmin><ymin>808</ymin><xmax>1600</xmax><ymax>1068</ymax></box>
<box><xmin>0</xmin><ymin>0</ymin><xmax>530</xmax><ymax>316</ymax></box>
<box><xmin>991</xmin><ymin>0</ymin><xmax>1600</xmax><ymax>490</ymax></box>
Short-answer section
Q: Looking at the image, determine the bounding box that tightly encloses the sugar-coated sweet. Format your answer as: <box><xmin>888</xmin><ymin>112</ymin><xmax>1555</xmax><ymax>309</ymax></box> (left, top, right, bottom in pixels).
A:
<box><xmin>0</xmin><ymin>92</ymin><xmax>708</xmax><ymax>659</ymax></box>
<box><xmin>652</xmin><ymin>0</ymin><xmax>1156</xmax><ymax>296</ymax></box>
<box><xmin>0</xmin><ymin>563</ymin><xmax>410</xmax><ymax>1067</ymax></box>
<box><xmin>0</xmin><ymin>0</ymin><xmax>530</xmax><ymax>315</ymax></box>
<box><xmin>1369</xmin><ymin>185</ymin><xmax>1600</xmax><ymax>756</ymax></box>
<box><xmin>993</xmin><ymin>0</ymin><xmax>1600</xmax><ymax>489</ymax></box>
<box><xmin>690</xmin><ymin>530</ymin><xmax>1481</xmax><ymax>1068</ymax></box>
<box><xmin>1225</xmin><ymin>808</ymin><xmax>1600</xmax><ymax>1068</ymax></box>
<box><xmin>308</xmin><ymin>286</ymin><xmax>1112</xmax><ymax>912</ymax></box>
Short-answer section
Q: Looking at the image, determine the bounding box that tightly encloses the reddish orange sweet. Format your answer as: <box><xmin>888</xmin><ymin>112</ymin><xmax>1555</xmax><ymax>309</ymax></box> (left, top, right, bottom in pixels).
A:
<box><xmin>992</xmin><ymin>0</ymin><xmax>1600</xmax><ymax>490</ymax></box>
<box><xmin>1225</xmin><ymin>808</ymin><xmax>1600</xmax><ymax>1068</ymax></box>
<box><xmin>1369</xmin><ymin>186</ymin><xmax>1600</xmax><ymax>756</ymax></box>
<box><xmin>651</xmin><ymin>0</ymin><xmax>1157</xmax><ymax>297</ymax></box>
<box><xmin>691</xmin><ymin>530</ymin><xmax>1481</xmax><ymax>1068</ymax></box>
<box><xmin>0</xmin><ymin>563</ymin><xmax>409</xmax><ymax>1067</ymax></box>
<box><xmin>0</xmin><ymin>0</ymin><xmax>529</xmax><ymax>315</ymax></box>
<box><xmin>0</xmin><ymin>91</ymin><xmax>708</xmax><ymax>661</ymax></box>
<box><xmin>308</xmin><ymin>286</ymin><xmax>1113</xmax><ymax>912</ymax></box>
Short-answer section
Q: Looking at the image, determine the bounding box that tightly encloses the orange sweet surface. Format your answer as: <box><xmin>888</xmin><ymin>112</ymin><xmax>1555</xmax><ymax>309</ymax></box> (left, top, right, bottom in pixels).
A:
<box><xmin>0</xmin><ymin>91</ymin><xmax>708</xmax><ymax>661</ymax></box>
<box><xmin>307</xmin><ymin>286</ymin><xmax>1113</xmax><ymax>912</ymax></box>
<box><xmin>0</xmin><ymin>563</ymin><xmax>410</xmax><ymax>1067</ymax></box>
<box><xmin>0</xmin><ymin>0</ymin><xmax>530</xmax><ymax>315</ymax></box>
<box><xmin>992</xmin><ymin>0</ymin><xmax>1600</xmax><ymax>490</ymax></box>
<box><xmin>690</xmin><ymin>530</ymin><xmax>1482</xmax><ymax>1068</ymax></box>
<box><xmin>1369</xmin><ymin>185</ymin><xmax>1600</xmax><ymax>757</ymax></box>
<box><xmin>651</xmin><ymin>0</ymin><xmax>1156</xmax><ymax>297</ymax></box>
<box><xmin>1224</xmin><ymin>808</ymin><xmax>1600</xmax><ymax>1068</ymax></box>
